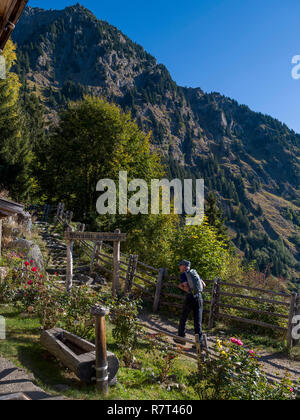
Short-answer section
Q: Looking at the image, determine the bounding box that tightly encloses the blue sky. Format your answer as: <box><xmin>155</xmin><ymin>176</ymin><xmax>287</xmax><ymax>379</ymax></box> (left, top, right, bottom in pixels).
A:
<box><xmin>28</xmin><ymin>0</ymin><xmax>300</xmax><ymax>133</ymax></box>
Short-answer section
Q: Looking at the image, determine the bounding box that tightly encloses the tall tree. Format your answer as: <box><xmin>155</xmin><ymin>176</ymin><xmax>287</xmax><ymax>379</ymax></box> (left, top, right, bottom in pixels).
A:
<box><xmin>205</xmin><ymin>192</ymin><xmax>228</xmax><ymax>238</ymax></box>
<box><xmin>42</xmin><ymin>96</ymin><xmax>162</xmax><ymax>220</ymax></box>
<box><xmin>0</xmin><ymin>40</ymin><xmax>31</xmax><ymax>200</ymax></box>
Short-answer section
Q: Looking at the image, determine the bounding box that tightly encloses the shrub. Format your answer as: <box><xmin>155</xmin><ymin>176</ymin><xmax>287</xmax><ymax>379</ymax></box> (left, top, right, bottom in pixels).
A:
<box><xmin>188</xmin><ymin>337</ymin><xmax>297</xmax><ymax>400</ymax></box>
<box><xmin>109</xmin><ymin>296</ymin><xmax>142</xmax><ymax>367</ymax></box>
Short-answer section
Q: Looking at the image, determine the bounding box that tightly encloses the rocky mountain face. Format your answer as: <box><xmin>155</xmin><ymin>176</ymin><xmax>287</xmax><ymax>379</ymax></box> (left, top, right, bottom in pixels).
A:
<box><xmin>12</xmin><ymin>4</ymin><xmax>300</xmax><ymax>285</ymax></box>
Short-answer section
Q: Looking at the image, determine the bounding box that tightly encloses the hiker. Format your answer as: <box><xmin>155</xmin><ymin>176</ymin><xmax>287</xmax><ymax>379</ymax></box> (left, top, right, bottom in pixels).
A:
<box><xmin>174</xmin><ymin>260</ymin><xmax>205</xmax><ymax>347</ymax></box>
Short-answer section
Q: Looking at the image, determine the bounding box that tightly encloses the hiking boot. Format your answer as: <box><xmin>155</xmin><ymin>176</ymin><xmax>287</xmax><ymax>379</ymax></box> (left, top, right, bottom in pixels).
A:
<box><xmin>173</xmin><ymin>337</ymin><xmax>186</xmax><ymax>345</ymax></box>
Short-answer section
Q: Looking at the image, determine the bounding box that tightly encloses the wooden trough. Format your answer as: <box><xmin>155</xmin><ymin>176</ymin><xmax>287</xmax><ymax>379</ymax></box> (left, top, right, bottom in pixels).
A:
<box><xmin>40</xmin><ymin>328</ymin><xmax>119</xmax><ymax>385</ymax></box>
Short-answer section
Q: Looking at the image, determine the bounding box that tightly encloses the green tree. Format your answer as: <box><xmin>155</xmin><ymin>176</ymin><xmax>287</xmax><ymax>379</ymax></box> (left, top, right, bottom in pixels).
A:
<box><xmin>42</xmin><ymin>96</ymin><xmax>162</xmax><ymax>220</ymax></box>
<box><xmin>171</xmin><ymin>217</ymin><xmax>231</xmax><ymax>280</ymax></box>
<box><xmin>0</xmin><ymin>40</ymin><xmax>31</xmax><ymax>200</ymax></box>
<box><xmin>205</xmin><ymin>192</ymin><xmax>228</xmax><ymax>238</ymax></box>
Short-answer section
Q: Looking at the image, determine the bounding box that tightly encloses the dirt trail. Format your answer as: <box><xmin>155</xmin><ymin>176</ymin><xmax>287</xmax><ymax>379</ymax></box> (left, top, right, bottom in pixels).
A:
<box><xmin>140</xmin><ymin>313</ymin><xmax>300</xmax><ymax>385</ymax></box>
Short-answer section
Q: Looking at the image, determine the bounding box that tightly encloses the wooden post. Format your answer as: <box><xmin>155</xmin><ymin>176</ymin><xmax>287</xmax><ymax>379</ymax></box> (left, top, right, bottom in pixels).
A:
<box><xmin>294</xmin><ymin>294</ymin><xmax>300</xmax><ymax>347</ymax></box>
<box><xmin>46</xmin><ymin>204</ymin><xmax>51</xmax><ymax>222</ymax></box>
<box><xmin>208</xmin><ymin>278</ymin><xmax>221</xmax><ymax>329</ymax></box>
<box><xmin>42</xmin><ymin>204</ymin><xmax>47</xmax><ymax>222</ymax></box>
<box><xmin>90</xmin><ymin>241</ymin><xmax>101</xmax><ymax>274</ymax></box>
<box><xmin>91</xmin><ymin>304</ymin><xmax>110</xmax><ymax>396</ymax></box>
<box><xmin>66</xmin><ymin>227</ymin><xmax>74</xmax><ymax>293</ymax></box>
<box><xmin>125</xmin><ymin>254</ymin><xmax>138</xmax><ymax>294</ymax></box>
<box><xmin>0</xmin><ymin>219</ymin><xmax>2</xmax><ymax>259</ymax></box>
<box><xmin>59</xmin><ymin>203</ymin><xmax>65</xmax><ymax>220</ymax></box>
<box><xmin>153</xmin><ymin>268</ymin><xmax>166</xmax><ymax>313</ymax></box>
<box><xmin>195</xmin><ymin>334</ymin><xmax>202</xmax><ymax>373</ymax></box>
<box><xmin>287</xmin><ymin>292</ymin><xmax>298</xmax><ymax>350</ymax></box>
<box><xmin>113</xmin><ymin>230</ymin><xmax>121</xmax><ymax>297</ymax></box>
<box><xmin>68</xmin><ymin>211</ymin><xmax>73</xmax><ymax>225</ymax></box>
<box><xmin>54</xmin><ymin>203</ymin><xmax>62</xmax><ymax>223</ymax></box>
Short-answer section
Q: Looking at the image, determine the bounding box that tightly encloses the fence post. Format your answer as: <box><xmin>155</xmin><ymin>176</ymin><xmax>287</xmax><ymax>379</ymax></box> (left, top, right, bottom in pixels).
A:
<box><xmin>294</xmin><ymin>294</ymin><xmax>300</xmax><ymax>347</ymax></box>
<box><xmin>68</xmin><ymin>211</ymin><xmax>73</xmax><ymax>225</ymax></box>
<box><xmin>0</xmin><ymin>219</ymin><xmax>2</xmax><ymax>259</ymax></box>
<box><xmin>42</xmin><ymin>204</ymin><xmax>47</xmax><ymax>222</ymax></box>
<box><xmin>208</xmin><ymin>278</ymin><xmax>221</xmax><ymax>329</ymax></box>
<box><xmin>54</xmin><ymin>203</ymin><xmax>62</xmax><ymax>223</ymax></box>
<box><xmin>90</xmin><ymin>241</ymin><xmax>101</xmax><ymax>274</ymax></box>
<box><xmin>59</xmin><ymin>203</ymin><xmax>65</xmax><ymax>220</ymax></box>
<box><xmin>153</xmin><ymin>268</ymin><xmax>166</xmax><ymax>313</ymax></box>
<box><xmin>287</xmin><ymin>292</ymin><xmax>298</xmax><ymax>350</ymax></box>
<box><xmin>195</xmin><ymin>334</ymin><xmax>202</xmax><ymax>372</ymax></box>
<box><xmin>113</xmin><ymin>230</ymin><xmax>121</xmax><ymax>297</ymax></box>
<box><xmin>125</xmin><ymin>254</ymin><xmax>138</xmax><ymax>294</ymax></box>
<box><xmin>66</xmin><ymin>226</ymin><xmax>74</xmax><ymax>293</ymax></box>
<box><xmin>125</xmin><ymin>255</ymin><xmax>133</xmax><ymax>293</ymax></box>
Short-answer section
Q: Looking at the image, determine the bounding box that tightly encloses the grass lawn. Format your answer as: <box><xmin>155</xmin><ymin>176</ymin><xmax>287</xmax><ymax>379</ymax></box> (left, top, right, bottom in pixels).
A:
<box><xmin>0</xmin><ymin>304</ymin><xmax>199</xmax><ymax>400</ymax></box>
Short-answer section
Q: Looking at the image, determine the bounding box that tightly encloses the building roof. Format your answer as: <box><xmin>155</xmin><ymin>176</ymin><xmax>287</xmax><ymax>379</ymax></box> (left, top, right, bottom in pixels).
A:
<box><xmin>0</xmin><ymin>197</ymin><xmax>24</xmax><ymax>219</ymax></box>
<box><xmin>0</xmin><ymin>0</ymin><xmax>28</xmax><ymax>52</ymax></box>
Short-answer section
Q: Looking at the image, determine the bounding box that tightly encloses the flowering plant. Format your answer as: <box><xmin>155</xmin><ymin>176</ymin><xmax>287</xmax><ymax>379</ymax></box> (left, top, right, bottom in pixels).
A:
<box><xmin>189</xmin><ymin>337</ymin><xmax>297</xmax><ymax>400</ymax></box>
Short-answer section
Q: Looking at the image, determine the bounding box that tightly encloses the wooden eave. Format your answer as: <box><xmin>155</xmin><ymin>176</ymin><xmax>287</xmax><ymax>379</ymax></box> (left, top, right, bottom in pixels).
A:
<box><xmin>0</xmin><ymin>0</ymin><xmax>28</xmax><ymax>51</ymax></box>
<box><xmin>0</xmin><ymin>197</ymin><xmax>24</xmax><ymax>219</ymax></box>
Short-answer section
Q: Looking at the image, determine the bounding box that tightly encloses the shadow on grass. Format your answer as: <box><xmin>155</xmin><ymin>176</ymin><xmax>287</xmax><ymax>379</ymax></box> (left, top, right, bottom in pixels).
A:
<box><xmin>16</xmin><ymin>344</ymin><xmax>72</xmax><ymax>390</ymax></box>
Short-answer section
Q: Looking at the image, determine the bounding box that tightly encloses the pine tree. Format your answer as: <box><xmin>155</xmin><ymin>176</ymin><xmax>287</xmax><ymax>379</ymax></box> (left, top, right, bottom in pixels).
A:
<box><xmin>205</xmin><ymin>192</ymin><xmax>228</xmax><ymax>238</ymax></box>
<box><xmin>0</xmin><ymin>40</ymin><xmax>31</xmax><ymax>200</ymax></box>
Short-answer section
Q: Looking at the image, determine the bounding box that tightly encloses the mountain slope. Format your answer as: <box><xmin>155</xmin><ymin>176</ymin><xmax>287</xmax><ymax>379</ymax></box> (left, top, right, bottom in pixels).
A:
<box><xmin>12</xmin><ymin>4</ymin><xmax>300</xmax><ymax>285</ymax></box>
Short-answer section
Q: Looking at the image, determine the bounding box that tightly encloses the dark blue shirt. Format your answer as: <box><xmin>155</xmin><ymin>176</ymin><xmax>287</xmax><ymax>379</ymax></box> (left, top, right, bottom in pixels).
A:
<box><xmin>180</xmin><ymin>271</ymin><xmax>190</xmax><ymax>284</ymax></box>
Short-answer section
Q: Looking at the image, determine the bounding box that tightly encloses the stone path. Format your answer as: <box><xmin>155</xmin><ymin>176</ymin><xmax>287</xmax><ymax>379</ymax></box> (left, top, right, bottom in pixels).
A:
<box><xmin>0</xmin><ymin>356</ymin><xmax>65</xmax><ymax>400</ymax></box>
<box><xmin>36</xmin><ymin>221</ymin><xmax>93</xmax><ymax>286</ymax></box>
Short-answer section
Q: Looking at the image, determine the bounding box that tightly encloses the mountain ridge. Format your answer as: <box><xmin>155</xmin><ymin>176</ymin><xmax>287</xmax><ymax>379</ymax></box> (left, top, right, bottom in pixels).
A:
<box><xmin>11</xmin><ymin>4</ymin><xmax>300</xmax><ymax>285</ymax></box>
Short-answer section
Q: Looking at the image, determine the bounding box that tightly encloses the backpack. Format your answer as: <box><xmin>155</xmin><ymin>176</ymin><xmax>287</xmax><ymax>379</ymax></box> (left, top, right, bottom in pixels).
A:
<box><xmin>185</xmin><ymin>269</ymin><xmax>204</xmax><ymax>294</ymax></box>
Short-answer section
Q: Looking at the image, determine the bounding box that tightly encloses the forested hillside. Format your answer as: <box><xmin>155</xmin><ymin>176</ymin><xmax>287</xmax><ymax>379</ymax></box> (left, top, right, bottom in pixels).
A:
<box><xmin>7</xmin><ymin>4</ymin><xmax>300</xmax><ymax>286</ymax></box>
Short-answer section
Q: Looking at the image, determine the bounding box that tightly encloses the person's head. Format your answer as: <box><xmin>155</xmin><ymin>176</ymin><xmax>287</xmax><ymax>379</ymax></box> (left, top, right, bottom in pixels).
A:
<box><xmin>179</xmin><ymin>260</ymin><xmax>191</xmax><ymax>273</ymax></box>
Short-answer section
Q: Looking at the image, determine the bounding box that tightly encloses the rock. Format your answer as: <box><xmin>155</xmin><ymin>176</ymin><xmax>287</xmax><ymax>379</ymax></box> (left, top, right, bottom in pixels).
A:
<box><xmin>93</xmin><ymin>274</ymin><xmax>107</xmax><ymax>285</ymax></box>
<box><xmin>166</xmin><ymin>383</ymin><xmax>180</xmax><ymax>391</ymax></box>
<box><xmin>0</xmin><ymin>267</ymin><xmax>9</xmax><ymax>283</ymax></box>
<box><xmin>12</xmin><ymin>227</ymin><xmax>22</xmax><ymax>238</ymax></box>
<box><xmin>8</xmin><ymin>239</ymin><xmax>44</xmax><ymax>270</ymax></box>
<box><xmin>17</xmin><ymin>212</ymin><xmax>32</xmax><ymax>234</ymax></box>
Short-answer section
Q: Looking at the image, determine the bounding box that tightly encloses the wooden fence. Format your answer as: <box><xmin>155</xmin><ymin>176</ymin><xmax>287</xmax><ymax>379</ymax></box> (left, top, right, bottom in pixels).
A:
<box><xmin>29</xmin><ymin>203</ymin><xmax>300</xmax><ymax>350</ymax></box>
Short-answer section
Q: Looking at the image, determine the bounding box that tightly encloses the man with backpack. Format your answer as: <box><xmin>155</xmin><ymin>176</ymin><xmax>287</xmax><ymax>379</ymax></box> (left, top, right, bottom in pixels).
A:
<box><xmin>174</xmin><ymin>260</ymin><xmax>206</xmax><ymax>348</ymax></box>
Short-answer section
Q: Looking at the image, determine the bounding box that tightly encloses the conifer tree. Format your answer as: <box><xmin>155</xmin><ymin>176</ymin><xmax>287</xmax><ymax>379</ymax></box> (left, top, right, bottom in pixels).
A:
<box><xmin>0</xmin><ymin>40</ymin><xmax>31</xmax><ymax>200</ymax></box>
<box><xmin>205</xmin><ymin>192</ymin><xmax>228</xmax><ymax>238</ymax></box>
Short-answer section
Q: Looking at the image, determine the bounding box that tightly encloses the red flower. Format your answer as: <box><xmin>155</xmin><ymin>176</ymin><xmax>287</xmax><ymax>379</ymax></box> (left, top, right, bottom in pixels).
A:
<box><xmin>40</xmin><ymin>275</ymin><xmax>43</xmax><ymax>279</ymax></box>
<box><xmin>31</xmin><ymin>267</ymin><xmax>37</xmax><ymax>272</ymax></box>
<box><xmin>30</xmin><ymin>260</ymin><xmax>34</xmax><ymax>264</ymax></box>
<box><xmin>25</xmin><ymin>261</ymin><xmax>30</xmax><ymax>266</ymax></box>
<box><xmin>28</xmin><ymin>280</ymin><xmax>33</xmax><ymax>286</ymax></box>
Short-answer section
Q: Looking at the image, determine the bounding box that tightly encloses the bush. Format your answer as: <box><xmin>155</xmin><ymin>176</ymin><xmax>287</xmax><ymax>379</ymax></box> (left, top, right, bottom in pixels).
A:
<box><xmin>109</xmin><ymin>296</ymin><xmax>142</xmax><ymax>367</ymax></box>
<box><xmin>171</xmin><ymin>217</ymin><xmax>231</xmax><ymax>280</ymax></box>
<box><xmin>188</xmin><ymin>337</ymin><xmax>298</xmax><ymax>400</ymax></box>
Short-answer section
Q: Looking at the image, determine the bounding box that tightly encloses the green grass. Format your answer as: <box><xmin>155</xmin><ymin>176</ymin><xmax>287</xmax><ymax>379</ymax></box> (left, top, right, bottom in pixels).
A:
<box><xmin>0</xmin><ymin>304</ymin><xmax>199</xmax><ymax>400</ymax></box>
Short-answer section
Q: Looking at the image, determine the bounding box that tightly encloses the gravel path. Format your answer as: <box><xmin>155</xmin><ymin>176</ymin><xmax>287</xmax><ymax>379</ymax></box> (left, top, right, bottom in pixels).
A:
<box><xmin>140</xmin><ymin>313</ymin><xmax>300</xmax><ymax>385</ymax></box>
<box><xmin>0</xmin><ymin>356</ymin><xmax>65</xmax><ymax>400</ymax></box>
